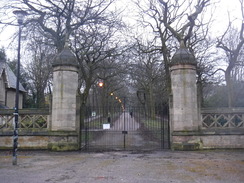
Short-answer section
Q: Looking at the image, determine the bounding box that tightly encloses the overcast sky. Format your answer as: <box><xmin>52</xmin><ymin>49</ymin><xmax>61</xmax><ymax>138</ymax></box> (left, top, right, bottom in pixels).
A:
<box><xmin>0</xmin><ymin>0</ymin><xmax>243</xmax><ymax>60</ymax></box>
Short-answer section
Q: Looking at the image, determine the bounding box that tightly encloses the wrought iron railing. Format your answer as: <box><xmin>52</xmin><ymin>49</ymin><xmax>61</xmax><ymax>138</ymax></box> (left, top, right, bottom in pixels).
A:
<box><xmin>0</xmin><ymin>109</ymin><xmax>50</xmax><ymax>130</ymax></box>
<box><xmin>201</xmin><ymin>108</ymin><xmax>244</xmax><ymax>128</ymax></box>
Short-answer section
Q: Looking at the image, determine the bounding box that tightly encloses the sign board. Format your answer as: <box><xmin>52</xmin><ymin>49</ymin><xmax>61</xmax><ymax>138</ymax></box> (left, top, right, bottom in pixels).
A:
<box><xmin>103</xmin><ymin>123</ymin><xmax>110</xmax><ymax>129</ymax></box>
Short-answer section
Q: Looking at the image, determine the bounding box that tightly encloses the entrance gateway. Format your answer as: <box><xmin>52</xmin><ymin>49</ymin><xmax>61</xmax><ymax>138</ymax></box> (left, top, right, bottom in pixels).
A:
<box><xmin>81</xmin><ymin>106</ymin><xmax>170</xmax><ymax>151</ymax></box>
<box><xmin>50</xmin><ymin>43</ymin><xmax>201</xmax><ymax>151</ymax></box>
<box><xmin>50</xmin><ymin>45</ymin><xmax>171</xmax><ymax>152</ymax></box>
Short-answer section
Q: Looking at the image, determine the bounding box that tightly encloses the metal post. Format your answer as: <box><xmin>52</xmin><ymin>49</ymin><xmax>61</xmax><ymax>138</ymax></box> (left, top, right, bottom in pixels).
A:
<box><xmin>12</xmin><ymin>24</ymin><xmax>22</xmax><ymax>166</ymax></box>
<box><xmin>123</xmin><ymin>97</ymin><xmax>126</xmax><ymax>149</ymax></box>
<box><xmin>167</xmin><ymin>106</ymin><xmax>170</xmax><ymax>149</ymax></box>
<box><xmin>161</xmin><ymin>109</ymin><xmax>164</xmax><ymax>149</ymax></box>
<box><xmin>12</xmin><ymin>9</ymin><xmax>27</xmax><ymax>166</ymax></box>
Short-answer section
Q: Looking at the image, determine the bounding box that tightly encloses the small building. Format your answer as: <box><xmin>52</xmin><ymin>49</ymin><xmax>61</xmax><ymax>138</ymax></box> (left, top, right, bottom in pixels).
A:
<box><xmin>0</xmin><ymin>59</ymin><xmax>25</xmax><ymax>109</ymax></box>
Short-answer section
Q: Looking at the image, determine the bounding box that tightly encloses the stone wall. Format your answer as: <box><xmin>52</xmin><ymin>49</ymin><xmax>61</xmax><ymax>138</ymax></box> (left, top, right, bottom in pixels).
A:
<box><xmin>0</xmin><ymin>109</ymin><xmax>79</xmax><ymax>151</ymax></box>
<box><xmin>171</xmin><ymin>108</ymin><xmax>244</xmax><ymax>150</ymax></box>
<box><xmin>172</xmin><ymin>130</ymin><xmax>244</xmax><ymax>150</ymax></box>
<box><xmin>0</xmin><ymin>131</ymin><xmax>79</xmax><ymax>151</ymax></box>
<box><xmin>0</xmin><ymin>108</ymin><xmax>243</xmax><ymax>150</ymax></box>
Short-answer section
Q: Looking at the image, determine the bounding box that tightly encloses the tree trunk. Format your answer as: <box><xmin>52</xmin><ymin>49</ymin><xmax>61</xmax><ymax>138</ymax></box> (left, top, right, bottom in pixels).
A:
<box><xmin>148</xmin><ymin>84</ymin><xmax>156</xmax><ymax>119</ymax></box>
<box><xmin>225</xmin><ymin>70</ymin><xmax>234</xmax><ymax>107</ymax></box>
<box><xmin>36</xmin><ymin>88</ymin><xmax>46</xmax><ymax>108</ymax></box>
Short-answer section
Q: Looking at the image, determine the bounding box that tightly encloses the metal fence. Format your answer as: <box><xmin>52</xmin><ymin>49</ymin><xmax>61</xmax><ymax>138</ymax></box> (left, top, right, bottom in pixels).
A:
<box><xmin>81</xmin><ymin>107</ymin><xmax>170</xmax><ymax>151</ymax></box>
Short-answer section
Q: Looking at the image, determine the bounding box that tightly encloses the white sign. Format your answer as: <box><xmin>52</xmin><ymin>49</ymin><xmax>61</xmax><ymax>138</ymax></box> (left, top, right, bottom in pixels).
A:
<box><xmin>103</xmin><ymin>123</ymin><xmax>110</xmax><ymax>129</ymax></box>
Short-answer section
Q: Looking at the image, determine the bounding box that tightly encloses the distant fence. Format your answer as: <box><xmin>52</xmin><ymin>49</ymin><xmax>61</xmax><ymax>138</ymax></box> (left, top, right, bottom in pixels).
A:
<box><xmin>201</xmin><ymin>108</ymin><xmax>244</xmax><ymax>128</ymax></box>
<box><xmin>0</xmin><ymin>109</ymin><xmax>50</xmax><ymax>131</ymax></box>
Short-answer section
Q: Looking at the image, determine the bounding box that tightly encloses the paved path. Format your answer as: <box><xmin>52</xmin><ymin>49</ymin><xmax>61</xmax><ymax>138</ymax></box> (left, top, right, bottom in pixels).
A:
<box><xmin>0</xmin><ymin>150</ymin><xmax>243</xmax><ymax>183</ymax></box>
<box><xmin>111</xmin><ymin>112</ymin><xmax>139</xmax><ymax>131</ymax></box>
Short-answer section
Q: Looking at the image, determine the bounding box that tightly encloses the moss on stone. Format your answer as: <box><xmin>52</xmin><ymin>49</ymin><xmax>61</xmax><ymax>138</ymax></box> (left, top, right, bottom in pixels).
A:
<box><xmin>48</xmin><ymin>143</ymin><xmax>78</xmax><ymax>151</ymax></box>
<box><xmin>172</xmin><ymin>142</ymin><xmax>202</xmax><ymax>151</ymax></box>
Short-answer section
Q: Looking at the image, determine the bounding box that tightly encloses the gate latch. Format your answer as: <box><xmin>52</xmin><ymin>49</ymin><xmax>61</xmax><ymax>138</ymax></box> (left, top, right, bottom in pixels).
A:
<box><xmin>122</xmin><ymin>131</ymin><xmax>128</xmax><ymax>134</ymax></box>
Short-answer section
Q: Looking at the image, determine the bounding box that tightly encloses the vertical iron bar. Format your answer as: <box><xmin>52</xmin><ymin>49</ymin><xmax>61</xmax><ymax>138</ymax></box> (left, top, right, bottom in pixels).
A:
<box><xmin>85</xmin><ymin>126</ymin><xmax>89</xmax><ymax>151</ymax></box>
<box><xmin>123</xmin><ymin>97</ymin><xmax>126</xmax><ymax>149</ymax></box>
<box><xmin>161</xmin><ymin>110</ymin><xmax>164</xmax><ymax>149</ymax></box>
<box><xmin>167</xmin><ymin>106</ymin><xmax>170</xmax><ymax>149</ymax></box>
<box><xmin>13</xmin><ymin>25</ymin><xmax>21</xmax><ymax>165</ymax></box>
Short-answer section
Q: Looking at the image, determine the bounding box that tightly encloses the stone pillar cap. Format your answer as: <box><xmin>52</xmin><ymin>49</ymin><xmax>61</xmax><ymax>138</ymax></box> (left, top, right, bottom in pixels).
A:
<box><xmin>170</xmin><ymin>47</ymin><xmax>196</xmax><ymax>66</ymax></box>
<box><xmin>52</xmin><ymin>46</ymin><xmax>79</xmax><ymax>68</ymax></box>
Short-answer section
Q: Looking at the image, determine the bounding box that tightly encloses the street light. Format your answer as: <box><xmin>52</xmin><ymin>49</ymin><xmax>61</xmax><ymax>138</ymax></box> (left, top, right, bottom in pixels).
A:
<box><xmin>98</xmin><ymin>81</ymin><xmax>104</xmax><ymax>88</ymax></box>
<box><xmin>12</xmin><ymin>9</ymin><xmax>27</xmax><ymax>166</ymax></box>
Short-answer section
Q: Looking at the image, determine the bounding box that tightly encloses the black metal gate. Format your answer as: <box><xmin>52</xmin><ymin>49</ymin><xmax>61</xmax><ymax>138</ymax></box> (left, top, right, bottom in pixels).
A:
<box><xmin>81</xmin><ymin>107</ymin><xmax>170</xmax><ymax>151</ymax></box>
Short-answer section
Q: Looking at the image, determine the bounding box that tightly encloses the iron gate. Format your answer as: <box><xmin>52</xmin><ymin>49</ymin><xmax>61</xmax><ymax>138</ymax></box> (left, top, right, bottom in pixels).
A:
<box><xmin>81</xmin><ymin>107</ymin><xmax>170</xmax><ymax>151</ymax></box>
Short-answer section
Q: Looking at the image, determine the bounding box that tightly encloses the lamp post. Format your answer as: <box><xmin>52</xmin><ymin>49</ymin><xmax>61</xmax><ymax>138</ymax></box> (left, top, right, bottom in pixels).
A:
<box><xmin>12</xmin><ymin>10</ymin><xmax>27</xmax><ymax>166</ymax></box>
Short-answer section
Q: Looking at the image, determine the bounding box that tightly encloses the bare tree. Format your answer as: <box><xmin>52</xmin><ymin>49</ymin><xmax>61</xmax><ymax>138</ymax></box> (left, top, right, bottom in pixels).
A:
<box><xmin>135</xmin><ymin>0</ymin><xmax>210</xmax><ymax>105</ymax></box>
<box><xmin>72</xmin><ymin>19</ymin><xmax>125</xmax><ymax>101</ymax></box>
<box><xmin>26</xmin><ymin>37</ymin><xmax>54</xmax><ymax>108</ymax></box>
<box><xmin>216</xmin><ymin>0</ymin><xmax>244</xmax><ymax>107</ymax></box>
<box><xmin>0</xmin><ymin>0</ymin><xmax>116</xmax><ymax>52</ymax></box>
<box><xmin>129</xmin><ymin>42</ymin><xmax>163</xmax><ymax>118</ymax></box>
<box><xmin>158</xmin><ymin>0</ymin><xmax>210</xmax><ymax>46</ymax></box>
<box><xmin>68</xmin><ymin>10</ymin><xmax>127</xmax><ymax>126</ymax></box>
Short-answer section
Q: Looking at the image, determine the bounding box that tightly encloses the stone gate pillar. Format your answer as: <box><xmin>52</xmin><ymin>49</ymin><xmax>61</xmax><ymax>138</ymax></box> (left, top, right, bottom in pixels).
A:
<box><xmin>49</xmin><ymin>45</ymin><xmax>79</xmax><ymax>151</ymax></box>
<box><xmin>170</xmin><ymin>46</ymin><xmax>201</xmax><ymax>150</ymax></box>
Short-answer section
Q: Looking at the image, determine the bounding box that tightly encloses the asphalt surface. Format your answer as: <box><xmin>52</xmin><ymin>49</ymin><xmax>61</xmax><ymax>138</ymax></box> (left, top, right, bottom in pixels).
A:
<box><xmin>111</xmin><ymin>112</ymin><xmax>140</xmax><ymax>131</ymax></box>
<box><xmin>0</xmin><ymin>150</ymin><xmax>243</xmax><ymax>183</ymax></box>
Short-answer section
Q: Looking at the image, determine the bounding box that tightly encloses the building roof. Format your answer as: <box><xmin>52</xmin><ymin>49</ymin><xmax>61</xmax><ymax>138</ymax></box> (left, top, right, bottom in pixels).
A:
<box><xmin>0</xmin><ymin>60</ymin><xmax>26</xmax><ymax>92</ymax></box>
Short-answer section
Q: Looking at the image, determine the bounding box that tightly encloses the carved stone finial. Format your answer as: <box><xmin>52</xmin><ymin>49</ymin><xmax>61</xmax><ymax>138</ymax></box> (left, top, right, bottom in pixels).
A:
<box><xmin>52</xmin><ymin>46</ymin><xmax>78</xmax><ymax>68</ymax></box>
<box><xmin>170</xmin><ymin>46</ymin><xmax>196</xmax><ymax>66</ymax></box>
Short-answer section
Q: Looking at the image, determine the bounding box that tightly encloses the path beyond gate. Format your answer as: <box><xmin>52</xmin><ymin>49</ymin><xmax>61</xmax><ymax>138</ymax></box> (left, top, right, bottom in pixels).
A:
<box><xmin>81</xmin><ymin>107</ymin><xmax>170</xmax><ymax>151</ymax></box>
